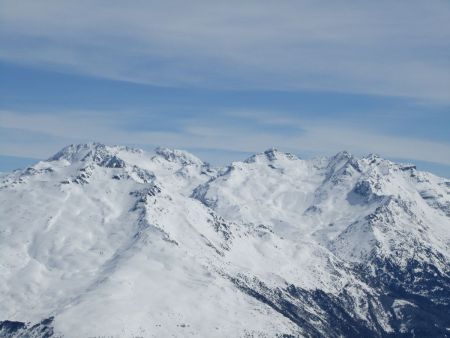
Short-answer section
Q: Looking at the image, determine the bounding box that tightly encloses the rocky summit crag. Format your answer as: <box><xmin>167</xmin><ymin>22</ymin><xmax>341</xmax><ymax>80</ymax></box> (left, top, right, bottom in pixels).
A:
<box><xmin>0</xmin><ymin>143</ymin><xmax>449</xmax><ymax>337</ymax></box>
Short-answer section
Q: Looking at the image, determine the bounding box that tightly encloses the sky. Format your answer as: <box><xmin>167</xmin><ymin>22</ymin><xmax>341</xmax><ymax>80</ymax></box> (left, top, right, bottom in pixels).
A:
<box><xmin>0</xmin><ymin>1</ymin><xmax>449</xmax><ymax>177</ymax></box>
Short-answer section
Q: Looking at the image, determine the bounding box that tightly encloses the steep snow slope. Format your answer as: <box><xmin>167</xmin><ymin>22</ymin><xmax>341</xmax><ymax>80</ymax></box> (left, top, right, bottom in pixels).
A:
<box><xmin>0</xmin><ymin>143</ymin><xmax>449</xmax><ymax>337</ymax></box>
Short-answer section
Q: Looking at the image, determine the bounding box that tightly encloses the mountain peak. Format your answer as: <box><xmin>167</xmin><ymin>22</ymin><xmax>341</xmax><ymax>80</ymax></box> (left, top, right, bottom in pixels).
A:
<box><xmin>47</xmin><ymin>142</ymin><xmax>130</xmax><ymax>169</ymax></box>
<box><xmin>263</xmin><ymin>148</ymin><xmax>280</xmax><ymax>161</ymax></box>
<box><xmin>154</xmin><ymin>147</ymin><xmax>203</xmax><ymax>166</ymax></box>
<box><xmin>326</xmin><ymin>150</ymin><xmax>356</xmax><ymax>169</ymax></box>
<box><xmin>245</xmin><ymin>148</ymin><xmax>298</xmax><ymax>163</ymax></box>
<box><xmin>363</xmin><ymin>153</ymin><xmax>382</xmax><ymax>163</ymax></box>
<box><xmin>331</xmin><ymin>150</ymin><xmax>353</xmax><ymax>161</ymax></box>
<box><xmin>48</xmin><ymin>142</ymin><xmax>109</xmax><ymax>162</ymax></box>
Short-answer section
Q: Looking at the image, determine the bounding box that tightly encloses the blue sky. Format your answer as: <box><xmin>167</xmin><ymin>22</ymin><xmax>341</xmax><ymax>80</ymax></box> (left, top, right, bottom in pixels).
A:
<box><xmin>1</xmin><ymin>1</ymin><xmax>449</xmax><ymax>177</ymax></box>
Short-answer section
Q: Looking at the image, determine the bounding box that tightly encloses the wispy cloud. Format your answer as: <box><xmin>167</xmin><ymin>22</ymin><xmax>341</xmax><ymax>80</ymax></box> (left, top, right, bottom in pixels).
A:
<box><xmin>1</xmin><ymin>109</ymin><xmax>449</xmax><ymax>167</ymax></box>
<box><xmin>1</xmin><ymin>1</ymin><xmax>449</xmax><ymax>102</ymax></box>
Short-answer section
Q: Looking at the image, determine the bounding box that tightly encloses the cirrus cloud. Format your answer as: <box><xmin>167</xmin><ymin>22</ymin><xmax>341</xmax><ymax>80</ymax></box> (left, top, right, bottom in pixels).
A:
<box><xmin>0</xmin><ymin>0</ymin><xmax>449</xmax><ymax>103</ymax></box>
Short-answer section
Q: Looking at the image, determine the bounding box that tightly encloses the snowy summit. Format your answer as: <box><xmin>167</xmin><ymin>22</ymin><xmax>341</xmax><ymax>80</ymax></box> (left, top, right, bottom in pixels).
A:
<box><xmin>0</xmin><ymin>143</ymin><xmax>449</xmax><ymax>337</ymax></box>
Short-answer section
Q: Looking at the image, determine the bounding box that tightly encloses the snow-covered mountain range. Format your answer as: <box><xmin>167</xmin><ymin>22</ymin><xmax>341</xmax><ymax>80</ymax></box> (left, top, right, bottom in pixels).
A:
<box><xmin>0</xmin><ymin>143</ymin><xmax>449</xmax><ymax>337</ymax></box>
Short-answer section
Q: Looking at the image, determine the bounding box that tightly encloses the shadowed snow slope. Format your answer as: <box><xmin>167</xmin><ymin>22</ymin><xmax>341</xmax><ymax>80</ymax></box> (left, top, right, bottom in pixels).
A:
<box><xmin>0</xmin><ymin>143</ymin><xmax>449</xmax><ymax>337</ymax></box>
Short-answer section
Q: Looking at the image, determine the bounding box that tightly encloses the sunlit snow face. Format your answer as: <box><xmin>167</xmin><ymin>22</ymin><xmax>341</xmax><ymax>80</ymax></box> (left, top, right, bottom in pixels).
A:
<box><xmin>1</xmin><ymin>142</ymin><xmax>449</xmax><ymax>337</ymax></box>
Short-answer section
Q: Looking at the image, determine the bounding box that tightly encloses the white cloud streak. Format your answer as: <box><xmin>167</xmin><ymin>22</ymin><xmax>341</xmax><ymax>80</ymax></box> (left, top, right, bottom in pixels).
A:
<box><xmin>0</xmin><ymin>1</ymin><xmax>449</xmax><ymax>102</ymax></box>
<box><xmin>1</xmin><ymin>110</ymin><xmax>449</xmax><ymax>167</ymax></box>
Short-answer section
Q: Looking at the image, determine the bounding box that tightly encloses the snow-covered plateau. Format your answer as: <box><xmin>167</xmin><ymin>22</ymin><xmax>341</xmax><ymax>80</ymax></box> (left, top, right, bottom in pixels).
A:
<box><xmin>0</xmin><ymin>143</ymin><xmax>449</xmax><ymax>337</ymax></box>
